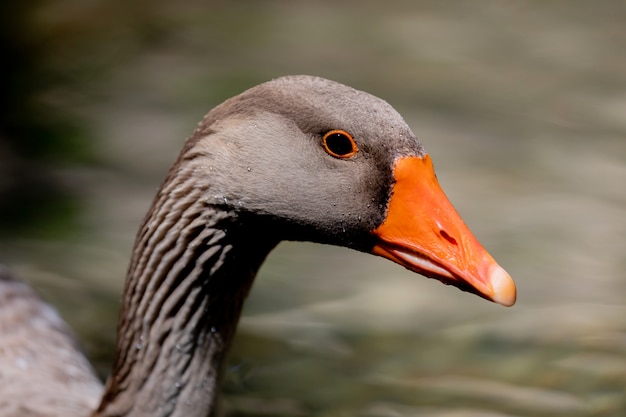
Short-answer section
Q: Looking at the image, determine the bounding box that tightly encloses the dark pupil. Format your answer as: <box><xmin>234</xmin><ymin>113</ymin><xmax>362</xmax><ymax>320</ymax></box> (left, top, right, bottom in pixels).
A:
<box><xmin>326</xmin><ymin>133</ymin><xmax>353</xmax><ymax>155</ymax></box>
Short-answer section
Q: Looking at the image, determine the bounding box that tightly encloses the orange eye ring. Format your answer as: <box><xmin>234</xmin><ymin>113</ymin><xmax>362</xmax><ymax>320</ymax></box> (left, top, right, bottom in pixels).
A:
<box><xmin>322</xmin><ymin>130</ymin><xmax>358</xmax><ymax>159</ymax></box>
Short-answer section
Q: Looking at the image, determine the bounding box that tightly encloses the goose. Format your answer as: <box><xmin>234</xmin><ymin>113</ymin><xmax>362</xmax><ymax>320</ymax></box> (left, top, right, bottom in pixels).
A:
<box><xmin>0</xmin><ymin>75</ymin><xmax>516</xmax><ymax>417</ymax></box>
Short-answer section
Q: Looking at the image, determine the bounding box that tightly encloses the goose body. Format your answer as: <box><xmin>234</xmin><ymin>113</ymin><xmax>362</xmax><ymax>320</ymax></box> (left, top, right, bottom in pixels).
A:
<box><xmin>0</xmin><ymin>75</ymin><xmax>516</xmax><ymax>417</ymax></box>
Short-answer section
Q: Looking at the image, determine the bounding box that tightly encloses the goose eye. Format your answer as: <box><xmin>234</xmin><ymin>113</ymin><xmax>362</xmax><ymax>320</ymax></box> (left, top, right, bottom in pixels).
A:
<box><xmin>322</xmin><ymin>130</ymin><xmax>358</xmax><ymax>159</ymax></box>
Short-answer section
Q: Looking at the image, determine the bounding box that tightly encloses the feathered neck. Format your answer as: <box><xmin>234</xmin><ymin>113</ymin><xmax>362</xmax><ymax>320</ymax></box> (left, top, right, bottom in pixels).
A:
<box><xmin>95</xmin><ymin>155</ymin><xmax>278</xmax><ymax>417</ymax></box>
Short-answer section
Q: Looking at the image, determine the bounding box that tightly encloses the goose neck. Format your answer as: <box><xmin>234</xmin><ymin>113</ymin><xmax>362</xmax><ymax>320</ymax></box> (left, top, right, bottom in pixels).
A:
<box><xmin>96</xmin><ymin>175</ymin><xmax>277</xmax><ymax>416</ymax></box>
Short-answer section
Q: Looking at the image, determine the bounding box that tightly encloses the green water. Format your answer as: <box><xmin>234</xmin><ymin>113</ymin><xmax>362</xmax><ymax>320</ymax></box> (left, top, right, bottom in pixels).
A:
<box><xmin>1</xmin><ymin>1</ymin><xmax>625</xmax><ymax>415</ymax></box>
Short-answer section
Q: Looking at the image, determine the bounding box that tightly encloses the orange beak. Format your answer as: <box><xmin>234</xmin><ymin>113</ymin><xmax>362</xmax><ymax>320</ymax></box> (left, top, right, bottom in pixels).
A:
<box><xmin>372</xmin><ymin>155</ymin><xmax>516</xmax><ymax>306</ymax></box>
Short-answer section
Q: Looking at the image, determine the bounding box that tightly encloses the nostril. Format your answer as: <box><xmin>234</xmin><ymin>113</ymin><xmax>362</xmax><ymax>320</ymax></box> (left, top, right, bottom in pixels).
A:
<box><xmin>440</xmin><ymin>229</ymin><xmax>457</xmax><ymax>245</ymax></box>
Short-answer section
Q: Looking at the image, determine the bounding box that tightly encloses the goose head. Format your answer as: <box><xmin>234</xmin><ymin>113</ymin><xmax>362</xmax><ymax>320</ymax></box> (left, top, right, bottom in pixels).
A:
<box><xmin>178</xmin><ymin>75</ymin><xmax>516</xmax><ymax>306</ymax></box>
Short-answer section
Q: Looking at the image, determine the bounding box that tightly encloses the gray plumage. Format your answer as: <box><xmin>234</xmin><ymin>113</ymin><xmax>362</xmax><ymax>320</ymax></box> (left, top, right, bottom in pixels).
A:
<box><xmin>0</xmin><ymin>76</ymin><xmax>426</xmax><ymax>417</ymax></box>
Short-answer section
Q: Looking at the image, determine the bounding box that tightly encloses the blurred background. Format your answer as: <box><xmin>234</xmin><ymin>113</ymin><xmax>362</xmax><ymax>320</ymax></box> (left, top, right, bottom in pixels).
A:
<box><xmin>1</xmin><ymin>0</ymin><xmax>625</xmax><ymax>415</ymax></box>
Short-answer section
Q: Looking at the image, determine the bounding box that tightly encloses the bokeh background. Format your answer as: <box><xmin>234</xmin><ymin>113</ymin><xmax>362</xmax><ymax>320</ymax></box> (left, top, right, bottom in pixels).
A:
<box><xmin>1</xmin><ymin>1</ymin><xmax>625</xmax><ymax>415</ymax></box>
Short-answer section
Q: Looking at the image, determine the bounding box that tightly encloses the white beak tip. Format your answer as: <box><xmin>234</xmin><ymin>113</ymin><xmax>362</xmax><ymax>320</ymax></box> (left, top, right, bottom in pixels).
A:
<box><xmin>488</xmin><ymin>264</ymin><xmax>517</xmax><ymax>307</ymax></box>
